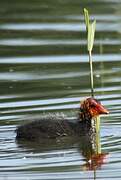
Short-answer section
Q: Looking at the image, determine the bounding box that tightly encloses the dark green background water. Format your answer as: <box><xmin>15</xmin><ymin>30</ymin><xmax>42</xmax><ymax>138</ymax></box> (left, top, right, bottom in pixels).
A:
<box><xmin>0</xmin><ymin>0</ymin><xmax>121</xmax><ymax>179</ymax></box>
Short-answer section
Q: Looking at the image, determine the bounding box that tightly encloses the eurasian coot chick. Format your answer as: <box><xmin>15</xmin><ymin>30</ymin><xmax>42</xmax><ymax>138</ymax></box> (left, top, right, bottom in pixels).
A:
<box><xmin>16</xmin><ymin>98</ymin><xmax>109</xmax><ymax>141</ymax></box>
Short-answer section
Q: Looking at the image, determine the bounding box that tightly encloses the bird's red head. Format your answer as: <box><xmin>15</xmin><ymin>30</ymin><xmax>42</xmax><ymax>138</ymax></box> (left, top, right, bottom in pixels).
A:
<box><xmin>80</xmin><ymin>98</ymin><xmax>109</xmax><ymax>119</ymax></box>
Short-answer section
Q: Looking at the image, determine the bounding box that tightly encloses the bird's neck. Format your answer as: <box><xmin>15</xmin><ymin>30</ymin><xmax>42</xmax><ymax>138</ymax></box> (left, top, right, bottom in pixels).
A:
<box><xmin>79</xmin><ymin>108</ymin><xmax>92</xmax><ymax>127</ymax></box>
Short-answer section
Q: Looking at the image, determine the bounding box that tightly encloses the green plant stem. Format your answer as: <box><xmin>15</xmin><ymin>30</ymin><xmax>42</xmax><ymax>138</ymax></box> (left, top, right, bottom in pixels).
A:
<box><xmin>89</xmin><ymin>50</ymin><xmax>94</xmax><ymax>97</ymax></box>
<box><xmin>95</xmin><ymin>116</ymin><xmax>100</xmax><ymax>133</ymax></box>
<box><xmin>95</xmin><ymin>130</ymin><xmax>101</xmax><ymax>154</ymax></box>
<box><xmin>83</xmin><ymin>8</ymin><xmax>100</xmax><ymax>133</ymax></box>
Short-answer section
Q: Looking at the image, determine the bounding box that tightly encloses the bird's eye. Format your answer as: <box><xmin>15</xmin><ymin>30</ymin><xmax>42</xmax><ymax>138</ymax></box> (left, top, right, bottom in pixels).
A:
<box><xmin>90</xmin><ymin>104</ymin><xmax>96</xmax><ymax>108</ymax></box>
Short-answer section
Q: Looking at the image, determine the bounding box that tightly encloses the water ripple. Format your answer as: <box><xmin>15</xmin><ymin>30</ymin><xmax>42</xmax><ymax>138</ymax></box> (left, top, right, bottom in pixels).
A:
<box><xmin>0</xmin><ymin>54</ymin><xmax>121</xmax><ymax>64</ymax></box>
<box><xmin>0</xmin><ymin>22</ymin><xmax>120</xmax><ymax>32</ymax></box>
<box><xmin>0</xmin><ymin>39</ymin><xmax>120</xmax><ymax>46</ymax></box>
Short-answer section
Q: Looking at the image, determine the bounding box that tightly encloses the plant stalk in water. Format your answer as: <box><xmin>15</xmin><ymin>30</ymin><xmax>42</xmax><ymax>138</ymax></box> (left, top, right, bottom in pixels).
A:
<box><xmin>89</xmin><ymin>51</ymin><xmax>94</xmax><ymax>97</ymax></box>
<box><xmin>83</xmin><ymin>8</ymin><xmax>100</xmax><ymax>133</ymax></box>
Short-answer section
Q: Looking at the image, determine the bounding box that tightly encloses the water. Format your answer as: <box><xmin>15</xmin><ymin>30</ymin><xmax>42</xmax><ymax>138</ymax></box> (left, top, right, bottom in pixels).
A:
<box><xmin>0</xmin><ymin>0</ymin><xmax>121</xmax><ymax>179</ymax></box>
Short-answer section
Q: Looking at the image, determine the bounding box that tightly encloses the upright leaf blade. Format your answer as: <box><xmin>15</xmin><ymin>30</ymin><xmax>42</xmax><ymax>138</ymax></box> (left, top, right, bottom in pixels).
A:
<box><xmin>88</xmin><ymin>20</ymin><xmax>96</xmax><ymax>51</ymax></box>
<box><xmin>83</xmin><ymin>8</ymin><xmax>96</xmax><ymax>52</ymax></box>
<box><xmin>83</xmin><ymin>8</ymin><xmax>89</xmax><ymax>30</ymax></box>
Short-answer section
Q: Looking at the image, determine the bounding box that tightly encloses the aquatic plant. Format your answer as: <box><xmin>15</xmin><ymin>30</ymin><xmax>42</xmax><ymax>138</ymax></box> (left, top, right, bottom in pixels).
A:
<box><xmin>83</xmin><ymin>8</ymin><xmax>100</xmax><ymax>133</ymax></box>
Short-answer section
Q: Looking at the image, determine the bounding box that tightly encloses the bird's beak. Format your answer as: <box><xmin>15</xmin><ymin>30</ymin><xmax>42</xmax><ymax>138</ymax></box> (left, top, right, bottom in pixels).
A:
<box><xmin>97</xmin><ymin>104</ymin><xmax>109</xmax><ymax>115</ymax></box>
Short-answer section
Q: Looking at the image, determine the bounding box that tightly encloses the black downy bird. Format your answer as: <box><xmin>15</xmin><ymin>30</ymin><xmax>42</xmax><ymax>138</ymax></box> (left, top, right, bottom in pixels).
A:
<box><xmin>16</xmin><ymin>98</ymin><xmax>109</xmax><ymax>141</ymax></box>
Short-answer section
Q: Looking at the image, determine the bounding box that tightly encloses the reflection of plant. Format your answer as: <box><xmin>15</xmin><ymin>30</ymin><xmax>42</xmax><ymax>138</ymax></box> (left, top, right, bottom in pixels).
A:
<box><xmin>83</xmin><ymin>8</ymin><xmax>100</xmax><ymax>133</ymax></box>
<box><xmin>83</xmin><ymin>153</ymin><xmax>108</xmax><ymax>171</ymax></box>
<box><xmin>80</xmin><ymin>132</ymin><xmax>108</xmax><ymax>171</ymax></box>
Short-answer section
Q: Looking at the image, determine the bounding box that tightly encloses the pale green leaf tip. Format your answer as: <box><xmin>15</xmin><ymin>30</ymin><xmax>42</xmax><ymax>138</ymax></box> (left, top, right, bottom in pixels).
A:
<box><xmin>83</xmin><ymin>8</ymin><xmax>88</xmax><ymax>12</ymax></box>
